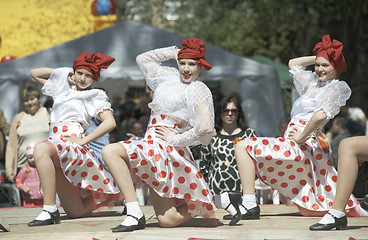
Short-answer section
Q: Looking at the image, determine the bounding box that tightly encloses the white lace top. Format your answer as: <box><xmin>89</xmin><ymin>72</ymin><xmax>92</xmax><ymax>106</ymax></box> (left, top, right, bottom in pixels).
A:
<box><xmin>136</xmin><ymin>46</ymin><xmax>215</xmax><ymax>146</ymax></box>
<box><xmin>289</xmin><ymin>65</ymin><xmax>351</xmax><ymax>127</ymax></box>
<box><xmin>41</xmin><ymin>67</ymin><xmax>112</xmax><ymax>129</ymax></box>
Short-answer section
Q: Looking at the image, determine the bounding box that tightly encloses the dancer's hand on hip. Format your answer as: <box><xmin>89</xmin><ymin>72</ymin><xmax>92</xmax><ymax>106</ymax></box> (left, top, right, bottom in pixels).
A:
<box><xmin>155</xmin><ymin>126</ymin><xmax>172</xmax><ymax>141</ymax></box>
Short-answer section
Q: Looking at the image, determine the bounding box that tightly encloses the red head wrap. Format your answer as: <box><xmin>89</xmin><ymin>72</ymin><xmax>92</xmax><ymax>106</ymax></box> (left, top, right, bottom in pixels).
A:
<box><xmin>73</xmin><ymin>52</ymin><xmax>115</xmax><ymax>81</ymax></box>
<box><xmin>313</xmin><ymin>35</ymin><xmax>346</xmax><ymax>74</ymax></box>
<box><xmin>177</xmin><ymin>38</ymin><xmax>212</xmax><ymax>71</ymax></box>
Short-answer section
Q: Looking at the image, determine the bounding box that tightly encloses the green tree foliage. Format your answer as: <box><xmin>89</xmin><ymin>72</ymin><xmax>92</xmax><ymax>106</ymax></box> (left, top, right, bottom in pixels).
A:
<box><xmin>123</xmin><ymin>0</ymin><xmax>368</xmax><ymax>113</ymax></box>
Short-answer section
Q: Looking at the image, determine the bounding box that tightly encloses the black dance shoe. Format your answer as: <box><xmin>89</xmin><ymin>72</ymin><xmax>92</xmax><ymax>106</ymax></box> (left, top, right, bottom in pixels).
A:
<box><xmin>0</xmin><ymin>217</ymin><xmax>10</xmax><ymax>232</ymax></box>
<box><xmin>360</xmin><ymin>195</ymin><xmax>368</xmax><ymax>211</ymax></box>
<box><xmin>309</xmin><ymin>213</ymin><xmax>347</xmax><ymax>231</ymax></box>
<box><xmin>224</xmin><ymin>191</ymin><xmax>242</xmax><ymax>226</ymax></box>
<box><xmin>223</xmin><ymin>205</ymin><xmax>260</xmax><ymax>220</ymax></box>
<box><xmin>122</xmin><ymin>206</ymin><xmax>127</xmax><ymax>215</ymax></box>
<box><xmin>241</xmin><ymin>205</ymin><xmax>260</xmax><ymax>220</ymax></box>
<box><xmin>111</xmin><ymin>214</ymin><xmax>146</xmax><ymax>232</ymax></box>
<box><xmin>28</xmin><ymin>209</ymin><xmax>60</xmax><ymax>227</ymax></box>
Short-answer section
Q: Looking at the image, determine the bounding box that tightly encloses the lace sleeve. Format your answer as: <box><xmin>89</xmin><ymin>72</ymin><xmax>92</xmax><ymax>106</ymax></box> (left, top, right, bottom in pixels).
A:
<box><xmin>315</xmin><ymin>80</ymin><xmax>351</xmax><ymax>119</ymax></box>
<box><xmin>289</xmin><ymin>65</ymin><xmax>315</xmax><ymax>95</ymax></box>
<box><xmin>84</xmin><ymin>89</ymin><xmax>113</xmax><ymax>120</ymax></box>
<box><xmin>166</xmin><ymin>82</ymin><xmax>215</xmax><ymax>147</ymax></box>
<box><xmin>41</xmin><ymin>67</ymin><xmax>73</xmax><ymax>98</ymax></box>
<box><xmin>136</xmin><ymin>46</ymin><xmax>177</xmax><ymax>91</ymax></box>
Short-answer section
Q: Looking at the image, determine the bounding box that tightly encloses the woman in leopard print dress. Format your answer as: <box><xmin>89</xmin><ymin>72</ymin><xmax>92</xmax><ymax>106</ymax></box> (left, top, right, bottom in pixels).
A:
<box><xmin>199</xmin><ymin>95</ymin><xmax>256</xmax><ymax>195</ymax></box>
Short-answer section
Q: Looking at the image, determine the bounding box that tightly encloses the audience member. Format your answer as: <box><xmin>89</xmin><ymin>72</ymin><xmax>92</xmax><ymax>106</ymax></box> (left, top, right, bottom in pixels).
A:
<box><xmin>111</xmin><ymin>93</ymin><xmax>122</xmax><ymax>125</ymax></box>
<box><xmin>120</xmin><ymin>108</ymin><xmax>138</xmax><ymax>141</ymax></box>
<box><xmin>199</xmin><ymin>95</ymin><xmax>256</xmax><ymax>195</ymax></box>
<box><xmin>126</xmin><ymin>120</ymin><xmax>144</xmax><ymax>140</ymax></box>
<box><xmin>5</xmin><ymin>86</ymin><xmax>50</xmax><ymax>183</ymax></box>
<box><xmin>138</xmin><ymin>84</ymin><xmax>154</xmax><ymax>134</ymax></box>
<box><xmin>84</xmin><ymin>117</ymin><xmax>110</xmax><ymax>168</ymax></box>
<box><xmin>328</xmin><ymin>117</ymin><xmax>351</xmax><ymax>169</ymax></box>
<box><xmin>0</xmin><ymin>108</ymin><xmax>10</xmax><ymax>168</ymax></box>
<box><xmin>135</xmin><ymin>95</ymin><xmax>151</xmax><ymax>131</ymax></box>
<box><xmin>339</xmin><ymin>106</ymin><xmax>365</xmax><ymax>136</ymax></box>
<box><xmin>349</xmin><ymin>107</ymin><xmax>366</xmax><ymax>130</ymax></box>
<box><xmin>276</xmin><ymin>120</ymin><xmax>288</xmax><ymax>137</ymax></box>
<box><xmin>15</xmin><ymin>143</ymin><xmax>43</xmax><ymax>206</ymax></box>
<box><xmin>119</xmin><ymin>90</ymin><xmax>136</xmax><ymax>123</ymax></box>
<box><xmin>82</xmin><ymin>88</ymin><xmax>111</xmax><ymax>168</ymax></box>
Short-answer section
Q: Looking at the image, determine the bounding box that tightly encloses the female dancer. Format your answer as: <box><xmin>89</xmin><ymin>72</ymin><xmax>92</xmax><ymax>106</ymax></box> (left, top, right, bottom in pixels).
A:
<box><xmin>28</xmin><ymin>52</ymin><xmax>120</xmax><ymax>226</ymax></box>
<box><xmin>234</xmin><ymin>35</ymin><xmax>364</xmax><ymax>221</ymax></box>
<box><xmin>102</xmin><ymin>38</ymin><xmax>241</xmax><ymax>232</ymax></box>
<box><xmin>310</xmin><ymin>136</ymin><xmax>368</xmax><ymax>230</ymax></box>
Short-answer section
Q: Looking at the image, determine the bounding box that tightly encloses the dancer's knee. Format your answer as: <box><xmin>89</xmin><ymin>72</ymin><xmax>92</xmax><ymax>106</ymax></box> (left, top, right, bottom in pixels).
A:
<box><xmin>33</xmin><ymin>142</ymin><xmax>51</xmax><ymax>162</ymax></box>
<box><xmin>338</xmin><ymin>138</ymin><xmax>355</xmax><ymax>156</ymax></box>
<box><xmin>156</xmin><ymin>214</ymin><xmax>179</xmax><ymax>228</ymax></box>
<box><xmin>102</xmin><ymin>143</ymin><xmax>124</xmax><ymax>161</ymax></box>
<box><xmin>64</xmin><ymin>208</ymin><xmax>89</xmax><ymax>219</ymax></box>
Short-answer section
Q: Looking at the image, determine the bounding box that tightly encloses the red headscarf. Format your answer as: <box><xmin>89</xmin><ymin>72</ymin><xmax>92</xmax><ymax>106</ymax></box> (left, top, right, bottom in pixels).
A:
<box><xmin>177</xmin><ymin>38</ymin><xmax>212</xmax><ymax>70</ymax></box>
<box><xmin>313</xmin><ymin>35</ymin><xmax>346</xmax><ymax>74</ymax></box>
<box><xmin>73</xmin><ymin>52</ymin><xmax>115</xmax><ymax>81</ymax></box>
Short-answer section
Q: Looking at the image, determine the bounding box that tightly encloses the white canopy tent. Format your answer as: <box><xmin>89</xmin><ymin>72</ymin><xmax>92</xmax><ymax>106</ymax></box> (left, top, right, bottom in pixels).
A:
<box><xmin>0</xmin><ymin>20</ymin><xmax>285</xmax><ymax>136</ymax></box>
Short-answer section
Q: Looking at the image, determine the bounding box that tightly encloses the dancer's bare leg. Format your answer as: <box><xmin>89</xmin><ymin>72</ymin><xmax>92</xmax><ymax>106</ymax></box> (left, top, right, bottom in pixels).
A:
<box><xmin>235</xmin><ymin>140</ymin><xmax>255</xmax><ymax>194</ymax></box>
<box><xmin>102</xmin><ymin>143</ymin><xmax>144</xmax><ymax>231</ymax></box>
<box><xmin>102</xmin><ymin>143</ymin><xmax>138</xmax><ymax>202</ymax></box>
<box><xmin>310</xmin><ymin>136</ymin><xmax>368</xmax><ymax>230</ymax></box>
<box><xmin>34</xmin><ymin>142</ymin><xmax>56</xmax><ymax>206</ymax></box>
<box><xmin>34</xmin><ymin>142</ymin><xmax>92</xmax><ymax>218</ymax></box>
<box><xmin>149</xmin><ymin>187</ymin><xmax>192</xmax><ymax>227</ymax></box>
<box><xmin>233</xmin><ymin>140</ymin><xmax>260</xmax><ymax>220</ymax></box>
<box><xmin>331</xmin><ymin>136</ymin><xmax>368</xmax><ymax>211</ymax></box>
<box><xmin>54</xmin><ymin>168</ymin><xmax>92</xmax><ymax>218</ymax></box>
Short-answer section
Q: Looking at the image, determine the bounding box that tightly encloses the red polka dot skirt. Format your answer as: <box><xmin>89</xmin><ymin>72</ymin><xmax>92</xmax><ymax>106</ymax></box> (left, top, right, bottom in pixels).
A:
<box><xmin>244</xmin><ymin>119</ymin><xmax>359</xmax><ymax>213</ymax></box>
<box><xmin>120</xmin><ymin>113</ymin><xmax>216</xmax><ymax>217</ymax></box>
<box><xmin>48</xmin><ymin>121</ymin><xmax>120</xmax><ymax>208</ymax></box>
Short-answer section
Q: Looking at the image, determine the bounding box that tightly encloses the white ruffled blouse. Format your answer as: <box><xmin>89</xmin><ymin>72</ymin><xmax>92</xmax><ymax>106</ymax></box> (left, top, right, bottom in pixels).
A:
<box><xmin>289</xmin><ymin>65</ymin><xmax>351</xmax><ymax>128</ymax></box>
<box><xmin>136</xmin><ymin>46</ymin><xmax>215</xmax><ymax>146</ymax></box>
<box><xmin>41</xmin><ymin>67</ymin><xmax>112</xmax><ymax>129</ymax></box>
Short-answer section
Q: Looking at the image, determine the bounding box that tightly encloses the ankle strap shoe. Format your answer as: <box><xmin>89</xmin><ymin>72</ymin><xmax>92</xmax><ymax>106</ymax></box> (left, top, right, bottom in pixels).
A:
<box><xmin>223</xmin><ymin>205</ymin><xmax>260</xmax><ymax>220</ymax></box>
<box><xmin>224</xmin><ymin>191</ymin><xmax>242</xmax><ymax>226</ymax></box>
<box><xmin>360</xmin><ymin>195</ymin><xmax>368</xmax><ymax>212</ymax></box>
<box><xmin>28</xmin><ymin>209</ymin><xmax>60</xmax><ymax>227</ymax></box>
<box><xmin>111</xmin><ymin>214</ymin><xmax>146</xmax><ymax>232</ymax></box>
<box><xmin>309</xmin><ymin>212</ymin><xmax>347</xmax><ymax>231</ymax></box>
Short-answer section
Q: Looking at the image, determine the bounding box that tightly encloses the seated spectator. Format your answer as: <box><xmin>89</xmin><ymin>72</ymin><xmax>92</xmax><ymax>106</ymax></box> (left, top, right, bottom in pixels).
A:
<box><xmin>15</xmin><ymin>143</ymin><xmax>43</xmax><ymax>206</ymax></box>
<box><xmin>119</xmin><ymin>107</ymin><xmax>137</xmax><ymax>141</ymax></box>
<box><xmin>340</xmin><ymin>106</ymin><xmax>365</xmax><ymax>136</ymax></box>
<box><xmin>349</xmin><ymin>107</ymin><xmax>366</xmax><ymax>131</ymax></box>
<box><xmin>126</xmin><ymin>121</ymin><xmax>144</xmax><ymax>140</ymax></box>
<box><xmin>328</xmin><ymin>117</ymin><xmax>351</xmax><ymax>169</ymax></box>
<box><xmin>119</xmin><ymin>90</ymin><xmax>136</xmax><ymax>123</ymax></box>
